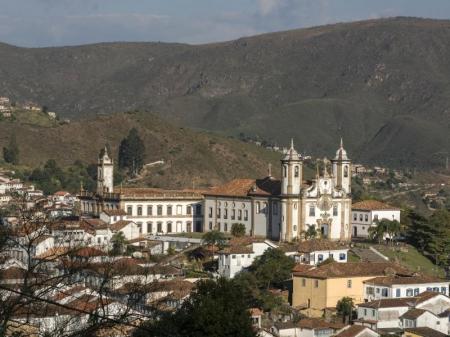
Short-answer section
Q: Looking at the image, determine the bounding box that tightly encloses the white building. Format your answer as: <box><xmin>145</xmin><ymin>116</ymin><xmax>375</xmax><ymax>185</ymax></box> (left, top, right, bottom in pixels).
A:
<box><xmin>203</xmin><ymin>177</ymin><xmax>281</xmax><ymax>237</ymax></box>
<box><xmin>283</xmin><ymin>239</ymin><xmax>349</xmax><ymax>265</ymax></box>
<box><xmin>79</xmin><ymin>147</ymin><xmax>204</xmax><ymax>235</ymax></box>
<box><xmin>217</xmin><ymin>239</ymin><xmax>278</xmax><ymax>278</ymax></box>
<box><xmin>271</xmin><ymin>318</ymin><xmax>346</xmax><ymax>337</ymax></box>
<box><xmin>356</xmin><ymin>291</ymin><xmax>450</xmax><ymax>335</ymax></box>
<box><xmin>351</xmin><ymin>200</ymin><xmax>401</xmax><ymax>239</ymax></box>
<box><xmin>364</xmin><ymin>275</ymin><xmax>449</xmax><ymax>301</ymax></box>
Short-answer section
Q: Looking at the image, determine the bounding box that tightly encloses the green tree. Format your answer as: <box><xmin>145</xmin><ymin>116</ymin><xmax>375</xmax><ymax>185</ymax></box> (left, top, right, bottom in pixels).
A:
<box><xmin>302</xmin><ymin>225</ymin><xmax>318</xmax><ymax>240</ymax></box>
<box><xmin>251</xmin><ymin>248</ymin><xmax>295</xmax><ymax>289</ymax></box>
<box><xmin>202</xmin><ymin>230</ymin><xmax>226</xmax><ymax>260</ymax></box>
<box><xmin>118</xmin><ymin>128</ymin><xmax>145</xmax><ymax>176</ymax></box>
<box><xmin>231</xmin><ymin>223</ymin><xmax>246</xmax><ymax>237</ymax></box>
<box><xmin>427</xmin><ymin>209</ymin><xmax>450</xmax><ymax>266</ymax></box>
<box><xmin>3</xmin><ymin>135</ymin><xmax>19</xmax><ymax>165</ymax></box>
<box><xmin>336</xmin><ymin>297</ymin><xmax>354</xmax><ymax>324</ymax></box>
<box><xmin>134</xmin><ymin>278</ymin><xmax>256</xmax><ymax>337</ymax></box>
<box><xmin>111</xmin><ymin>231</ymin><xmax>126</xmax><ymax>255</ymax></box>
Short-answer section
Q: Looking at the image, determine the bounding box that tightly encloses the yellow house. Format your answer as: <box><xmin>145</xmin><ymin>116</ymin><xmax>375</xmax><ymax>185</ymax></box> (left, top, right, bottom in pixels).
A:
<box><xmin>292</xmin><ymin>261</ymin><xmax>409</xmax><ymax>317</ymax></box>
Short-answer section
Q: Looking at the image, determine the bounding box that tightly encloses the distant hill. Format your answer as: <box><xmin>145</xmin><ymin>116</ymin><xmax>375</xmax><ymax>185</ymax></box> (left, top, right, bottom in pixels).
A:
<box><xmin>0</xmin><ymin>17</ymin><xmax>449</xmax><ymax>168</ymax></box>
<box><xmin>0</xmin><ymin>112</ymin><xmax>285</xmax><ymax>189</ymax></box>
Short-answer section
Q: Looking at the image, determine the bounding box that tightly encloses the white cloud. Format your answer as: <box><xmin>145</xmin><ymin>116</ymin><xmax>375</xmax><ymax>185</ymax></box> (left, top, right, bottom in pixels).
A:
<box><xmin>258</xmin><ymin>0</ymin><xmax>281</xmax><ymax>16</ymax></box>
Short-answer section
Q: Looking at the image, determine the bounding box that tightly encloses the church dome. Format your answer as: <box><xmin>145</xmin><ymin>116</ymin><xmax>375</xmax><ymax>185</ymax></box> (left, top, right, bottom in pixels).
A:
<box><xmin>283</xmin><ymin>139</ymin><xmax>301</xmax><ymax>161</ymax></box>
<box><xmin>334</xmin><ymin>138</ymin><xmax>349</xmax><ymax>161</ymax></box>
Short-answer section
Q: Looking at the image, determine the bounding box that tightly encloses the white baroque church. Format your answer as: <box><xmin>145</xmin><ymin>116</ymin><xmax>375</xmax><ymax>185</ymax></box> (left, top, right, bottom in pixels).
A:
<box><xmin>279</xmin><ymin>139</ymin><xmax>352</xmax><ymax>241</ymax></box>
<box><xmin>80</xmin><ymin>140</ymin><xmax>353</xmax><ymax>242</ymax></box>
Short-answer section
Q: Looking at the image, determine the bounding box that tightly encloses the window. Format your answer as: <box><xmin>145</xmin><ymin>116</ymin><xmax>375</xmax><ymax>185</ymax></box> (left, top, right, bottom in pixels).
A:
<box><xmin>376</xmin><ymin>288</ymin><xmax>380</xmax><ymax>294</ymax></box>
<box><xmin>195</xmin><ymin>204</ymin><xmax>202</xmax><ymax>215</ymax></box>
<box><xmin>224</xmin><ymin>223</ymin><xmax>228</xmax><ymax>232</ymax></box>
<box><xmin>365</xmin><ymin>214</ymin><xmax>369</xmax><ymax>222</ymax></box>
<box><xmin>333</xmin><ymin>205</ymin><xmax>338</xmax><ymax>216</ymax></box>
<box><xmin>209</xmin><ymin>222</ymin><xmax>213</xmax><ymax>230</ymax></box>
<box><xmin>309</xmin><ymin>206</ymin><xmax>315</xmax><ymax>217</ymax></box>
<box><xmin>433</xmin><ymin>287</ymin><xmax>439</xmax><ymax>292</ymax></box>
<box><xmin>314</xmin><ymin>280</ymin><xmax>319</xmax><ymax>288</ymax></box>
<box><xmin>295</xmin><ymin>166</ymin><xmax>299</xmax><ymax>177</ymax></box>
<box><xmin>406</xmin><ymin>288</ymin><xmax>413</xmax><ymax>297</ymax></box>
<box><xmin>231</xmin><ymin>209</ymin><xmax>235</xmax><ymax>220</ymax></box>
<box><xmin>339</xmin><ymin>253</ymin><xmax>346</xmax><ymax>261</ymax></box>
<box><xmin>238</xmin><ymin>210</ymin><xmax>242</xmax><ymax>220</ymax></box>
<box><xmin>366</xmin><ymin>287</ymin><xmax>374</xmax><ymax>295</ymax></box>
<box><xmin>177</xmin><ymin>205</ymin><xmax>182</xmax><ymax>215</ymax></box>
<box><xmin>224</xmin><ymin>209</ymin><xmax>228</xmax><ymax>219</ymax></box>
<box><xmin>127</xmin><ymin>206</ymin><xmax>132</xmax><ymax>215</ymax></box>
<box><xmin>302</xmin><ymin>279</ymin><xmax>306</xmax><ymax>287</ymax></box>
<box><xmin>147</xmin><ymin>205</ymin><xmax>153</xmax><ymax>216</ymax></box>
<box><xmin>441</xmin><ymin>287</ymin><xmax>447</xmax><ymax>294</ymax></box>
<box><xmin>209</xmin><ymin>207</ymin><xmax>213</xmax><ymax>218</ymax></box>
<box><xmin>137</xmin><ymin>206</ymin><xmax>143</xmax><ymax>216</ymax></box>
<box><xmin>374</xmin><ymin>215</ymin><xmax>378</xmax><ymax>221</ymax></box>
<box><xmin>187</xmin><ymin>222</ymin><xmax>192</xmax><ymax>233</ymax></box>
<box><xmin>359</xmin><ymin>214</ymin><xmax>363</xmax><ymax>221</ymax></box>
<box><xmin>318</xmin><ymin>254</ymin><xmax>324</xmax><ymax>262</ymax></box>
<box><xmin>273</xmin><ymin>203</ymin><xmax>278</xmax><ymax>215</ymax></box>
<box><xmin>283</xmin><ymin>166</ymin><xmax>287</xmax><ymax>178</ymax></box>
<box><xmin>353</xmin><ymin>213</ymin><xmax>357</xmax><ymax>221</ymax></box>
<box><xmin>157</xmin><ymin>205</ymin><xmax>163</xmax><ymax>216</ymax></box>
<box><xmin>137</xmin><ymin>222</ymin><xmax>142</xmax><ymax>234</ymax></box>
<box><xmin>413</xmin><ymin>288</ymin><xmax>419</xmax><ymax>296</ymax></box>
<box><xmin>256</xmin><ymin>202</ymin><xmax>261</xmax><ymax>213</ymax></box>
<box><xmin>264</xmin><ymin>202</ymin><xmax>268</xmax><ymax>213</ymax></box>
<box><xmin>396</xmin><ymin>289</ymin><xmax>401</xmax><ymax>297</ymax></box>
<box><xmin>167</xmin><ymin>222</ymin><xmax>172</xmax><ymax>233</ymax></box>
<box><xmin>347</xmin><ymin>280</ymin><xmax>352</xmax><ymax>288</ymax></box>
<box><xmin>167</xmin><ymin>205</ymin><xmax>173</xmax><ymax>216</ymax></box>
<box><xmin>217</xmin><ymin>222</ymin><xmax>221</xmax><ymax>231</ymax></box>
<box><xmin>187</xmin><ymin>206</ymin><xmax>192</xmax><ymax>215</ymax></box>
<box><xmin>232</xmin><ymin>255</ymin><xmax>236</xmax><ymax>259</ymax></box>
<box><xmin>157</xmin><ymin>222</ymin><xmax>162</xmax><ymax>232</ymax></box>
<box><xmin>147</xmin><ymin>222</ymin><xmax>153</xmax><ymax>233</ymax></box>
<box><xmin>344</xmin><ymin>166</ymin><xmax>349</xmax><ymax>178</ymax></box>
<box><xmin>217</xmin><ymin>208</ymin><xmax>221</xmax><ymax>218</ymax></box>
<box><xmin>381</xmin><ymin>288</ymin><xmax>388</xmax><ymax>297</ymax></box>
<box><xmin>244</xmin><ymin>210</ymin><xmax>248</xmax><ymax>221</ymax></box>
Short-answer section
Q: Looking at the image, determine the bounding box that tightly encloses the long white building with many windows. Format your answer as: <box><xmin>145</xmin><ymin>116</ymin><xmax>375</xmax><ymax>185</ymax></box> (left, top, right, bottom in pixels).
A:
<box><xmin>80</xmin><ymin>140</ymin><xmax>353</xmax><ymax>242</ymax></box>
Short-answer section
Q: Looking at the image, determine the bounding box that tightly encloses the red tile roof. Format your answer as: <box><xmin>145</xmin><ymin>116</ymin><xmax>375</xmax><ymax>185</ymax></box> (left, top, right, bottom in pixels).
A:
<box><xmin>352</xmin><ymin>200</ymin><xmax>400</xmax><ymax>211</ymax></box>
<box><xmin>205</xmin><ymin>176</ymin><xmax>280</xmax><ymax>197</ymax></box>
<box><xmin>334</xmin><ymin>325</ymin><xmax>373</xmax><ymax>337</ymax></box>
<box><xmin>292</xmin><ymin>262</ymin><xmax>410</xmax><ymax>279</ymax></box>
<box><xmin>403</xmin><ymin>327</ymin><xmax>448</xmax><ymax>337</ymax></box>
<box><xmin>102</xmin><ymin>209</ymin><xmax>127</xmax><ymax>216</ymax></box>
<box><xmin>364</xmin><ymin>275</ymin><xmax>446</xmax><ymax>286</ymax></box>
<box><xmin>400</xmin><ymin>308</ymin><xmax>428</xmax><ymax>320</ymax></box>
<box><xmin>296</xmin><ymin>239</ymin><xmax>348</xmax><ymax>253</ymax></box>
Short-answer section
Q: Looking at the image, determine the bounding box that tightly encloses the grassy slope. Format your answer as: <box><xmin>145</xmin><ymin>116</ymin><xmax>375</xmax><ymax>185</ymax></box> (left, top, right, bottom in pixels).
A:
<box><xmin>0</xmin><ymin>111</ymin><xmax>284</xmax><ymax>189</ymax></box>
<box><xmin>374</xmin><ymin>244</ymin><xmax>445</xmax><ymax>278</ymax></box>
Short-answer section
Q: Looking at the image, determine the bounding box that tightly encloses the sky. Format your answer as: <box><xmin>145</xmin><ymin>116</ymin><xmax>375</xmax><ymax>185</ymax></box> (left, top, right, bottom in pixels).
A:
<box><xmin>1</xmin><ymin>0</ymin><xmax>450</xmax><ymax>47</ymax></box>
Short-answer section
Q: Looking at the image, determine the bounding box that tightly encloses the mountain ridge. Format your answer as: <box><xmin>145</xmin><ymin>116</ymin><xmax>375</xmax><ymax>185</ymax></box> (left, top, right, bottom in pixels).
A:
<box><xmin>0</xmin><ymin>17</ymin><xmax>449</xmax><ymax>168</ymax></box>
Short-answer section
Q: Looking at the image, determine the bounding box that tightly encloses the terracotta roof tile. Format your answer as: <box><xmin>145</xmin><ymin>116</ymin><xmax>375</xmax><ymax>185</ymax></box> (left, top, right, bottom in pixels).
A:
<box><xmin>206</xmin><ymin>177</ymin><xmax>280</xmax><ymax>197</ymax></box>
<box><xmin>400</xmin><ymin>308</ymin><xmax>428</xmax><ymax>320</ymax></box>
<box><xmin>292</xmin><ymin>262</ymin><xmax>410</xmax><ymax>279</ymax></box>
<box><xmin>403</xmin><ymin>327</ymin><xmax>448</xmax><ymax>337</ymax></box>
<box><xmin>102</xmin><ymin>209</ymin><xmax>127</xmax><ymax>216</ymax></box>
<box><xmin>110</xmin><ymin>220</ymin><xmax>134</xmax><ymax>231</ymax></box>
<box><xmin>334</xmin><ymin>325</ymin><xmax>372</xmax><ymax>337</ymax></box>
<box><xmin>296</xmin><ymin>239</ymin><xmax>348</xmax><ymax>253</ymax></box>
<box><xmin>364</xmin><ymin>275</ymin><xmax>446</xmax><ymax>286</ymax></box>
<box><xmin>352</xmin><ymin>200</ymin><xmax>400</xmax><ymax>211</ymax></box>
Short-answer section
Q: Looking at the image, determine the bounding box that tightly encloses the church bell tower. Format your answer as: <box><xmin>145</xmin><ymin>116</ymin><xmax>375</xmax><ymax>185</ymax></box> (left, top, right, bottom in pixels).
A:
<box><xmin>280</xmin><ymin>139</ymin><xmax>302</xmax><ymax>241</ymax></box>
<box><xmin>332</xmin><ymin>138</ymin><xmax>351</xmax><ymax>194</ymax></box>
<box><xmin>97</xmin><ymin>146</ymin><xmax>114</xmax><ymax>195</ymax></box>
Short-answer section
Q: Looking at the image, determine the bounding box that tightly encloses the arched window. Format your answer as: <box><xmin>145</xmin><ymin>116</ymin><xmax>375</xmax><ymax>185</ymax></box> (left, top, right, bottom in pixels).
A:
<box><xmin>283</xmin><ymin>166</ymin><xmax>287</xmax><ymax>178</ymax></box>
<box><xmin>295</xmin><ymin>166</ymin><xmax>299</xmax><ymax>177</ymax></box>
<box><xmin>344</xmin><ymin>165</ymin><xmax>349</xmax><ymax>178</ymax></box>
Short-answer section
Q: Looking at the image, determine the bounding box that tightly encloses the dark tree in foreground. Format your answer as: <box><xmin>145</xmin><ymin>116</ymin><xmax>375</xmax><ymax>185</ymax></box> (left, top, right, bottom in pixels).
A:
<box><xmin>118</xmin><ymin>128</ymin><xmax>145</xmax><ymax>176</ymax></box>
<box><xmin>251</xmin><ymin>248</ymin><xmax>295</xmax><ymax>289</ymax></box>
<box><xmin>3</xmin><ymin>135</ymin><xmax>19</xmax><ymax>165</ymax></box>
<box><xmin>230</xmin><ymin>223</ymin><xmax>246</xmax><ymax>237</ymax></box>
<box><xmin>336</xmin><ymin>297</ymin><xmax>354</xmax><ymax>324</ymax></box>
<box><xmin>134</xmin><ymin>278</ymin><xmax>256</xmax><ymax>337</ymax></box>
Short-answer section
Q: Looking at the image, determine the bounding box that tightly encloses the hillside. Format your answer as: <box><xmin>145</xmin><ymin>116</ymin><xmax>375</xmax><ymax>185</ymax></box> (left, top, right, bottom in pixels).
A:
<box><xmin>0</xmin><ymin>112</ymin><xmax>284</xmax><ymax>189</ymax></box>
<box><xmin>0</xmin><ymin>17</ymin><xmax>449</xmax><ymax>168</ymax></box>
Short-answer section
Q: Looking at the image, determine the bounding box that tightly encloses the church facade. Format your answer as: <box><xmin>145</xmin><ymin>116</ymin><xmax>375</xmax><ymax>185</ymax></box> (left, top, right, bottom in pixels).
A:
<box><xmin>79</xmin><ymin>141</ymin><xmax>352</xmax><ymax>242</ymax></box>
